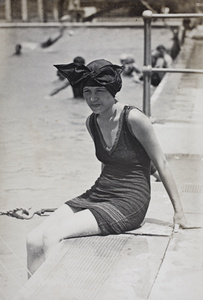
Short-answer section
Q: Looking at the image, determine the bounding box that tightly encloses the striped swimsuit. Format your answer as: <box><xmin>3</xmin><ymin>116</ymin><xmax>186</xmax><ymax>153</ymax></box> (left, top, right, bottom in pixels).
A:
<box><xmin>66</xmin><ymin>105</ymin><xmax>151</xmax><ymax>235</ymax></box>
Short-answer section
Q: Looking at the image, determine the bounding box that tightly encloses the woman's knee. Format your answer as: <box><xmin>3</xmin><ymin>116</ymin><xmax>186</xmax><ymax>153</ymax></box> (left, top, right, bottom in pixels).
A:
<box><xmin>42</xmin><ymin>227</ymin><xmax>61</xmax><ymax>252</ymax></box>
<box><xmin>26</xmin><ymin>229</ymin><xmax>43</xmax><ymax>254</ymax></box>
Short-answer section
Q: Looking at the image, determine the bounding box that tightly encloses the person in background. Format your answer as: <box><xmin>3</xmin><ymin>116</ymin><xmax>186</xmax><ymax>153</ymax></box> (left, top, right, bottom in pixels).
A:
<box><xmin>170</xmin><ymin>29</ymin><xmax>181</xmax><ymax>60</ymax></box>
<box><xmin>41</xmin><ymin>26</ymin><xmax>64</xmax><ymax>48</ymax></box>
<box><xmin>155</xmin><ymin>45</ymin><xmax>172</xmax><ymax>68</ymax></box>
<box><xmin>151</xmin><ymin>45</ymin><xmax>172</xmax><ymax>86</ymax></box>
<box><xmin>14</xmin><ymin>27</ymin><xmax>66</xmax><ymax>55</ymax></box>
<box><xmin>49</xmin><ymin>56</ymin><xmax>85</xmax><ymax>98</ymax></box>
<box><xmin>120</xmin><ymin>53</ymin><xmax>142</xmax><ymax>83</ymax></box>
<box><xmin>26</xmin><ymin>58</ymin><xmax>194</xmax><ymax>277</ymax></box>
<box><xmin>14</xmin><ymin>44</ymin><xmax>22</xmax><ymax>55</ymax></box>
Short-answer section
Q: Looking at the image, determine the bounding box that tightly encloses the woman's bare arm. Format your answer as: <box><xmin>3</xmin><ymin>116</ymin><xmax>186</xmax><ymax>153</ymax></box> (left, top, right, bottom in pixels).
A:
<box><xmin>128</xmin><ymin>108</ymin><xmax>196</xmax><ymax>229</ymax></box>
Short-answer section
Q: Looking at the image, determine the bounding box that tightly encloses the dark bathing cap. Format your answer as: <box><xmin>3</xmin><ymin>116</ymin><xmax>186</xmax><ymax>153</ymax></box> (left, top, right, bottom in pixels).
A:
<box><xmin>73</xmin><ymin>56</ymin><xmax>85</xmax><ymax>65</ymax></box>
<box><xmin>54</xmin><ymin>59</ymin><xmax>123</xmax><ymax>97</ymax></box>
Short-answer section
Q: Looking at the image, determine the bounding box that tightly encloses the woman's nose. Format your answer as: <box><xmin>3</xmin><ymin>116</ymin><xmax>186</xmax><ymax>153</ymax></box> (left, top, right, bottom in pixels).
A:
<box><xmin>90</xmin><ymin>93</ymin><xmax>97</xmax><ymax>102</ymax></box>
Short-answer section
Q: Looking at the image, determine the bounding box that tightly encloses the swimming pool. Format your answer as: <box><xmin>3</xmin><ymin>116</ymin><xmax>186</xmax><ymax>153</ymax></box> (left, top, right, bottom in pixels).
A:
<box><xmin>0</xmin><ymin>26</ymin><xmax>174</xmax><ymax>207</ymax></box>
<box><xmin>0</xmin><ymin>25</ymin><xmax>195</xmax><ymax>299</ymax></box>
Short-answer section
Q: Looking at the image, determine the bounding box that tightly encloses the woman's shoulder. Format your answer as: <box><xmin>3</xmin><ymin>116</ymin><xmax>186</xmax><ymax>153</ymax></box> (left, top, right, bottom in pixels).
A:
<box><xmin>126</xmin><ymin>106</ymin><xmax>148</xmax><ymax>121</ymax></box>
<box><xmin>126</xmin><ymin>106</ymin><xmax>152</xmax><ymax>130</ymax></box>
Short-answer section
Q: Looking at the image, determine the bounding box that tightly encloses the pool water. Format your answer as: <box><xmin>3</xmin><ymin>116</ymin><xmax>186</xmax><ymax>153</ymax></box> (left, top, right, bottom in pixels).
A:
<box><xmin>0</xmin><ymin>26</ymin><xmax>174</xmax><ymax>207</ymax></box>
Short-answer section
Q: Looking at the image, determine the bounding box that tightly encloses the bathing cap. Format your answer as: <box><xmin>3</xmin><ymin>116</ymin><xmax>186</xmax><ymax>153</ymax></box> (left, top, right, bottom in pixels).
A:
<box><xmin>54</xmin><ymin>59</ymin><xmax>123</xmax><ymax>97</ymax></box>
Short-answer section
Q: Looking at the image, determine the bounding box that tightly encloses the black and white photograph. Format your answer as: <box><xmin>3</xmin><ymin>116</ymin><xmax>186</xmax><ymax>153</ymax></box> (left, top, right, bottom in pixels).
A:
<box><xmin>0</xmin><ymin>1</ymin><xmax>203</xmax><ymax>299</ymax></box>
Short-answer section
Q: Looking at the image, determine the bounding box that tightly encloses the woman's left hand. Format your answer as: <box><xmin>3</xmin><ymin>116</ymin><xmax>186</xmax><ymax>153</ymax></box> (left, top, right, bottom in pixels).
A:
<box><xmin>173</xmin><ymin>212</ymin><xmax>201</xmax><ymax>230</ymax></box>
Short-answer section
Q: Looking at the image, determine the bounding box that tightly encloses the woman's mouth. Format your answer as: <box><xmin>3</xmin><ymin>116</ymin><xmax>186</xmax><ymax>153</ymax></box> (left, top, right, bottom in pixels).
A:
<box><xmin>90</xmin><ymin>103</ymin><xmax>101</xmax><ymax>109</ymax></box>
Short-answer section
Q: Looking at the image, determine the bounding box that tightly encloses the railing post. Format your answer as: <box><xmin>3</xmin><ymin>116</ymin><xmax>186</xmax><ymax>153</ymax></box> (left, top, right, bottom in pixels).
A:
<box><xmin>21</xmin><ymin>0</ymin><xmax>28</xmax><ymax>22</ymax></box>
<box><xmin>53</xmin><ymin>0</ymin><xmax>59</xmax><ymax>21</ymax></box>
<box><xmin>38</xmin><ymin>0</ymin><xmax>46</xmax><ymax>22</ymax></box>
<box><xmin>5</xmin><ymin>0</ymin><xmax>12</xmax><ymax>22</ymax></box>
<box><xmin>142</xmin><ymin>10</ymin><xmax>153</xmax><ymax>117</ymax></box>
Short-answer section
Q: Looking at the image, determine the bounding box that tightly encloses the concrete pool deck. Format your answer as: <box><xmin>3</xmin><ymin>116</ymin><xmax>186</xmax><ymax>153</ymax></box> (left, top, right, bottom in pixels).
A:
<box><xmin>12</xmin><ymin>180</ymin><xmax>203</xmax><ymax>300</ymax></box>
<box><xmin>12</xmin><ymin>27</ymin><xmax>203</xmax><ymax>300</ymax></box>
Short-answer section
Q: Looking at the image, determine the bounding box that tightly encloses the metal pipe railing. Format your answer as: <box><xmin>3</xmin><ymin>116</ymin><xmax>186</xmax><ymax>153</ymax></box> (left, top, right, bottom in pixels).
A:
<box><xmin>143</xmin><ymin>11</ymin><xmax>152</xmax><ymax>116</ymax></box>
<box><xmin>150</xmin><ymin>13</ymin><xmax>203</xmax><ymax>19</ymax></box>
<box><xmin>142</xmin><ymin>10</ymin><xmax>203</xmax><ymax>116</ymax></box>
<box><xmin>143</xmin><ymin>66</ymin><xmax>203</xmax><ymax>74</ymax></box>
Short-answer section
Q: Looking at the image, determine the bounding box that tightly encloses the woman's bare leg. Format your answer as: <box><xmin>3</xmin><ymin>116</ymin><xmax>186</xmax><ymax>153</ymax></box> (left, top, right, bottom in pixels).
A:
<box><xmin>26</xmin><ymin>205</ymin><xmax>78</xmax><ymax>276</ymax></box>
<box><xmin>26</xmin><ymin>204</ymin><xmax>101</xmax><ymax>277</ymax></box>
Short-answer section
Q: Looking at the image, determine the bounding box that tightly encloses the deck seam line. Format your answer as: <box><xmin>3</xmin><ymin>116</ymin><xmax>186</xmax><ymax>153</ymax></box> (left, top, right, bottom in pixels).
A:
<box><xmin>146</xmin><ymin>231</ymin><xmax>174</xmax><ymax>299</ymax></box>
<box><xmin>0</xmin><ymin>260</ymin><xmax>22</xmax><ymax>289</ymax></box>
<box><xmin>0</xmin><ymin>285</ymin><xmax>9</xmax><ymax>300</ymax></box>
<box><xmin>0</xmin><ymin>236</ymin><xmax>31</xmax><ymax>277</ymax></box>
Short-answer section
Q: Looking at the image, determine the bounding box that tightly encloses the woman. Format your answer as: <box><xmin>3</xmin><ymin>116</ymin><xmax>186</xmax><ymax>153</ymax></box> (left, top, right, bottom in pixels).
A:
<box><xmin>27</xmin><ymin>59</ymin><xmax>191</xmax><ymax>277</ymax></box>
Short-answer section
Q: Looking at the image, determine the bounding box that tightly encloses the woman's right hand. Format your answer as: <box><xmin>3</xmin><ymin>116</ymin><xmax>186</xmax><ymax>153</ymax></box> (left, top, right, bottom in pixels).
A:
<box><xmin>173</xmin><ymin>212</ymin><xmax>201</xmax><ymax>231</ymax></box>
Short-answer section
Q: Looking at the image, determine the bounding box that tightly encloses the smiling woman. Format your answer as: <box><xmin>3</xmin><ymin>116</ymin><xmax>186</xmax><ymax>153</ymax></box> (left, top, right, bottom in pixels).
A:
<box><xmin>26</xmin><ymin>58</ymin><xmax>192</xmax><ymax>278</ymax></box>
<box><xmin>83</xmin><ymin>86</ymin><xmax>114</xmax><ymax>112</ymax></box>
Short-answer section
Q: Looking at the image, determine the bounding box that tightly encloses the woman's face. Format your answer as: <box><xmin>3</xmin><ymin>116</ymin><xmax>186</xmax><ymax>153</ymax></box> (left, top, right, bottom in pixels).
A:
<box><xmin>83</xmin><ymin>86</ymin><xmax>115</xmax><ymax>113</ymax></box>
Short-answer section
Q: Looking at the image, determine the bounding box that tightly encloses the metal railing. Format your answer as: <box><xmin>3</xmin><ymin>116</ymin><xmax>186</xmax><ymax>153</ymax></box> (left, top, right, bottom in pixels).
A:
<box><xmin>3</xmin><ymin>0</ymin><xmax>83</xmax><ymax>22</ymax></box>
<box><xmin>3</xmin><ymin>0</ymin><xmax>63</xmax><ymax>22</ymax></box>
<box><xmin>142</xmin><ymin>10</ymin><xmax>203</xmax><ymax>116</ymax></box>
